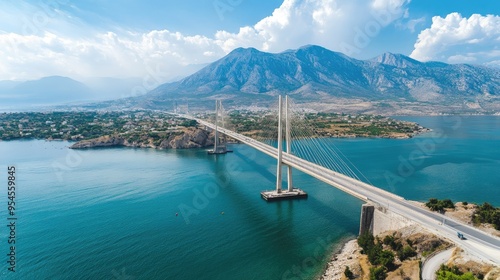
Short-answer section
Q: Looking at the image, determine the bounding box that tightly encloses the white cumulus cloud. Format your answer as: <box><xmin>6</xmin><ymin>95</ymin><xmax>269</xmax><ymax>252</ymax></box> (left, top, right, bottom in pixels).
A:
<box><xmin>410</xmin><ymin>13</ymin><xmax>500</xmax><ymax>66</ymax></box>
<box><xmin>0</xmin><ymin>29</ymin><xmax>224</xmax><ymax>81</ymax></box>
<box><xmin>0</xmin><ymin>0</ymin><xmax>412</xmax><ymax>81</ymax></box>
<box><xmin>215</xmin><ymin>0</ymin><xmax>411</xmax><ymax>55</ymax></box>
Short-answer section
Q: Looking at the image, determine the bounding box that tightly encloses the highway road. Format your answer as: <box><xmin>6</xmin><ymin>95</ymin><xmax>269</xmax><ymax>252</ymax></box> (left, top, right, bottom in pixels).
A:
<box><xmin>189</xmin><ymin>116</ymin><xmax>500</xmax><ymax>265</ymax></box>
<box><xmin>421</xmin><ymin>248</ymin><xmax>455</xmax><ymax>280</ymax></box>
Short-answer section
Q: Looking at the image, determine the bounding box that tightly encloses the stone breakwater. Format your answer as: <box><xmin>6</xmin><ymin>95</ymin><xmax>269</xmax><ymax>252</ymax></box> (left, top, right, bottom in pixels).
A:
<box><xmin>70</xmin><ymin>128</ymin><xmax>214</xmax><ymax>149</ymax></box>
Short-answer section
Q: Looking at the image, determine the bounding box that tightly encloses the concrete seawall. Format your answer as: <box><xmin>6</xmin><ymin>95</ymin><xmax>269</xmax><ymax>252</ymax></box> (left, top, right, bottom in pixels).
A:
<box><xmin>359</xmin><ymin>204</ymin><xmax>374</xmax><ymax>235</ymax></box>
<box><xmin>360</xmin><ymin>203</ymin><xmax>416</xmax><ymax>236</ymax></box>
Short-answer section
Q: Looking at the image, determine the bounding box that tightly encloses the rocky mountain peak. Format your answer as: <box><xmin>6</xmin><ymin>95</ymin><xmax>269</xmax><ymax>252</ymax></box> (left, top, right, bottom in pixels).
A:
<box><xmin>145</xmin><ymin>45</ymin><xmax>499</xmax><ymax>106</ymax></box>
<box><xmin>371</xmin><ymin>53</ymin><xmax>421</xmax><ymax>68</ymax></box>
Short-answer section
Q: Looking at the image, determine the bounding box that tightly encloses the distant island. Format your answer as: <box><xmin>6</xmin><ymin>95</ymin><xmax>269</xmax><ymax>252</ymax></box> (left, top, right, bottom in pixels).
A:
<box><xmin>0</xmin><ymin>110</ymin><xmax>430</xmax><ymax>149</ymax></box>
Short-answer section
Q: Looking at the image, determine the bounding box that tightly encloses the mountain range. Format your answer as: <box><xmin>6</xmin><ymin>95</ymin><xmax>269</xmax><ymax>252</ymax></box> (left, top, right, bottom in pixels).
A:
<box><xmin>1</xmin><ymin>45</ymin><xmax>499</xmax><ymax>114</ymax></box>
<box><xmin>141</xmin><ymin>45</ymin><xmax>499</xmax><ymax>114</ymax></box>
<box><xmin>0</xmin><ymin>76</ymin><xmax>149</xmax><ymax>109</ymax></box>
<box><xmin>0</xmin><ymin>76</ymin><xmax>92</xmax><ymax>108</ymax></box>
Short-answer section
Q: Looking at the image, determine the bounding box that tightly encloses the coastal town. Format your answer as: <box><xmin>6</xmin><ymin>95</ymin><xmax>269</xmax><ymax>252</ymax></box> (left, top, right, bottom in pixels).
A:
<box><xmin>0</xmin><ymin>110</ymin><xmax>429</xmax><ymax>146</ymax></box>
<box><xmin>0</xmin><ymin>111</ymin><xmax>195</xmax><ymax>142</ymax></box>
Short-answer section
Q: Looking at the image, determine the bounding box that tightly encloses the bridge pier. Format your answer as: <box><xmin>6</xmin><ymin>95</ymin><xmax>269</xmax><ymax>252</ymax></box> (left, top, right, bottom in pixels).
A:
<box><xmin>261</xmin><ymin>95</ymin><xmax>307</xmax><ymax>201</ymax></box>
<box><xmin>359</xmin><ymin>203</ymin><xmax>416</xmax><ymax>236</ymax></box>
<box><xmin>359</xmin><ymin>204</ymin><xmax>375</xmax><ymax>235</ymax></box>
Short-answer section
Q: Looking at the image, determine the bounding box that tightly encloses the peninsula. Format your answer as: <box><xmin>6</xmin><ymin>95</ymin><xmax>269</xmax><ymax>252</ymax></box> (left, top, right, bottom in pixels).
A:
<box><xmin>0</xmin><ymin>110</ymin><xmax>429</xmax><ymax>149</ymax></box>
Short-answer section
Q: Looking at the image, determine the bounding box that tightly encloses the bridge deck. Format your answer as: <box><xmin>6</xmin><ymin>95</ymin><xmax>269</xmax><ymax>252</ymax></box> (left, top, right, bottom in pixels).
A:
<box><xmin>176</xmin><ymin>114</ymin><xmax>500</xmax><ymax>265</ymax></box>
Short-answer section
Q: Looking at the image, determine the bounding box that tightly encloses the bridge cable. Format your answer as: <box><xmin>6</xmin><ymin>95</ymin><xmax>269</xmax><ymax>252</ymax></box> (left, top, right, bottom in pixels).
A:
<box><xmin>287</xmin><ymin>99</ymin><xmax>367</xmax><ymax>182</ymax></box>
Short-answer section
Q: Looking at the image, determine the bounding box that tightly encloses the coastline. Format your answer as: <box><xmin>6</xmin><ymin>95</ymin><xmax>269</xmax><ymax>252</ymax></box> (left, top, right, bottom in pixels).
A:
<box><xmin>318</xmin><ymin>205</ymin><xmax>500</xmax><ymax>280</ymax></box>
<box><xmin>67</xmin><ymin>125</ymin><xmax>430</xmax><ymax>149</ymax></box>
<box><xmin>319</xmin><ymin>239</ymin><xmax>361</xmax><ymax>280</ymax></box>
<box><xmin>69</xmin><ymin>127</ymin><xmax>214</xmax><ymax>149</ymax></box>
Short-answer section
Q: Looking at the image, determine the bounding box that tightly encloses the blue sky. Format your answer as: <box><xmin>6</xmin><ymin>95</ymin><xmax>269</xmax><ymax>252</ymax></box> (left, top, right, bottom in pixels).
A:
<box><xmin>0</xmin><ymin>0</ymin><xmax>499</xmax><ymax>81</ymax></box>
<box><xmin>69</xmin><ymin>0</ymin><xmax>286</xmax><ymax>36</ymax></box>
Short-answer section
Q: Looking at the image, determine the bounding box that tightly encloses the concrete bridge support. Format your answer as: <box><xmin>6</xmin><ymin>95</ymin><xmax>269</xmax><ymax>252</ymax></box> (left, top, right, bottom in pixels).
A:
<box><xmin>359</xmin><ymin>204</ymin><xmax>375</xmax><ymax>235</ymax></box>
<box><xmin>208</xmin><ymin>100</ymin><xmax>229</xmax><ymax>154</ymax></box>
<box><xmin>359</xmin><ymin>203</ymin><xmax>416</xmax><ymax>236</ymax></box>
<box><xmin>261</xmin><ymin>95</ymin><xmax>307</xmax><ymax>201</ymax></box>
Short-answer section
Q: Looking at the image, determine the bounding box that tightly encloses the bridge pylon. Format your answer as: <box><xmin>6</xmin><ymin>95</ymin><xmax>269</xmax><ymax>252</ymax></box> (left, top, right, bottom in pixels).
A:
<box><xmin>261</xmin><ymin>95</ymin><xmax>307</xmax><ymax>201</ymax></box>
<box><xmin>208</xmin><ymin>99</ymin><xmax>231</xmax><ymax>154</ymax></box>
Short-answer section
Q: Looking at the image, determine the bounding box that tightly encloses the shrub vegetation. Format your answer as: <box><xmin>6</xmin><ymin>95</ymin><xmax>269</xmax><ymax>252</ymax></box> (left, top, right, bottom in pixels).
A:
<box><xmin>426</xmin><ymin>198</ymin><xmax>455</xmax><ymax>212</ymax></box>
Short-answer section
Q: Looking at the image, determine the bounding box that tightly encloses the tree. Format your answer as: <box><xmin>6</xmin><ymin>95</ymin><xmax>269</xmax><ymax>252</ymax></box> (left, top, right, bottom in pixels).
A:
<box><xmin>426</xmin><ymin>198</ymin><xmax>455</xmax><ymax>212</ymax></box>
<box><xmin>180</xmin><ymin>119</ymin><xmax>197</xmax><ymax>127</ymax></box>
<box><xmin>358</xmin><ymin>231</ymin><xmax>375</xmax><ymax>253</ymax></box>
<box><xmin>378</xmin><ymin>250</ymin><xmax>395</xmax><ymax>269</ymax></box>
<box><xmin>344</xmin><ymin>266</ymin><xmax>354</xmax><ymax>279</ymax></box>
<box><xmin>368</xmin><ymin>243</ymin><xmax>383</xmax><ymax>265</ymax></box>
<box><xmin>473</xmin><ymin>202</ymin><xmax>500</xmax><ymax>230</ymax></box>
<box><xmin>382</xmin><ymin>234</ymin><xmax>402</xmax><ymax>251</ymax></box>
<box><xmin>370</xmin><ymin>266</ymin><xmax>386</xmax><ymax>280</ymax></box>
<box><xmin>442</xmin><ymin>199</ymin><xmax>455</xmax><ymax>209</ymax></box>
<box><xmin>397</xmin><ymin>245</ymin><xmax>417</xmax><ymax>261</ymax></box>
<box><xmin>426</xmin><ymin>198</ymin><xmax>442</xmax><ymax>211</ymax></box>
<box><xmin>436</xmin><ymin>264</ymin><xmax>478</xmax><ymax>280</ymax></box>
<box><xmin>382</xmin><ymin>235</ymin><xmax>394</xmax><ymax>246</ymax></box>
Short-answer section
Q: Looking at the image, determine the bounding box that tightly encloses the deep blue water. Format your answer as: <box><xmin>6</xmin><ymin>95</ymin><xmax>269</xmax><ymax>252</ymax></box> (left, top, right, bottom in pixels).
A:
<box><xmin>0</xmin><ymin>116</ymin><xmax>498</xmax><ymax>279</ymax></box>
<box><xmin>337</xmin><ymin>116</ymin><xmax>500</xmax><ymax>204</ymax></box>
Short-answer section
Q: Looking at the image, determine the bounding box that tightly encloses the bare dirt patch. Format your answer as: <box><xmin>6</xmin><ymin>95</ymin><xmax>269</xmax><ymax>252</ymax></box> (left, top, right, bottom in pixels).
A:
<box><xmin>448</xmin><ymin>247</ymin><xmax>499</xmax><ymax>279</ymax></box>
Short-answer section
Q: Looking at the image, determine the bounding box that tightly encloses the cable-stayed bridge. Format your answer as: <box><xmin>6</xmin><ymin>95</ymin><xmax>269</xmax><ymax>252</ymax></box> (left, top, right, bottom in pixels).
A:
<box><xmin>177</xmin><ymin>96</ymin><xmax>500</xmax><ymax>265</ymax></box>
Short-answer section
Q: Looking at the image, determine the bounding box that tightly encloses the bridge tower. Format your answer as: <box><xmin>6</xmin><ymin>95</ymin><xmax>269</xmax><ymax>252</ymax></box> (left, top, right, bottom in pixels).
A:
<box><xmin>208</xmin><ymin>100</ymin><xmax>229</xmax><ymax>154</ymax></box>
<box><xmin>285</xmin><ymin>95</ymin><xmax>294</xmax><ymax>192</ymax></box>
<box><xmin>261</xmin><ymin>95</ymin><xmax>307</xmax><ymax>201</ymax></box>
<box><xmin>276</xmin><ymin>95</ymin><xmax>283</xmax><ymax>193</ymax></box>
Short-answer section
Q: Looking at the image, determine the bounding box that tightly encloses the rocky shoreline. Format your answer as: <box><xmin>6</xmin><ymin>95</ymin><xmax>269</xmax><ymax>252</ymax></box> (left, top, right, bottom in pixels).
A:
<box><xmin>318</xmin><ymin>199</ymin><xmax>500</xmax><ymax>280</ymax></box>
<box><xmin>70</xmin><ymin>127</ymin><xmax>214</xmax><ymax>149</ymax></box>
<box><xmin>68</xmin><ymin>125</ymin><xmax>430</xmax><ymax>150</ymax></box>
<box><xmin>320</xmin><ymin>239</ymin><xmax>361</xmax><ymax>280</ymax></box>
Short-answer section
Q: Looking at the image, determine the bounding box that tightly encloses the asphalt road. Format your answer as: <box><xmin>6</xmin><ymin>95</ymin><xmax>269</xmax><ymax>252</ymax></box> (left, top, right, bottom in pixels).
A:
<box><xmin>421</xmin><ymin>248</ymin><xmax>455</xmax><ymax>280</ymax></box>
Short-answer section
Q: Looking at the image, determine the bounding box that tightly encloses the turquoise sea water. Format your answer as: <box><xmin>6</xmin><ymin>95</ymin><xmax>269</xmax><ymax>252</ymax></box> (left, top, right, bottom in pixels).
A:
<box><xmin>0</xmin><ymin>116</ymin><xmax>499</xmax><ymax>279</ymax></box>
<box><xmin>339</xmin><ymin>116</ymin><xmax>500</xmax><ymax>204</ymax></box>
